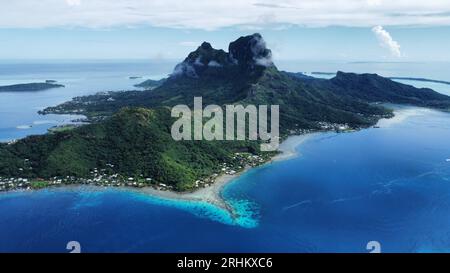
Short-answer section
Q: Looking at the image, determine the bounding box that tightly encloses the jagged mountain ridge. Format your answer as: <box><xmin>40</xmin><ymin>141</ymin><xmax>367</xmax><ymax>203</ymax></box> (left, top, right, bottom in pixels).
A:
<box><xmin>43</xmin><ymin>34</ymin><xmax>450</xmax><ymax>132</ymax></box>
<box><xmin>44</xmin><ymin>33</ymin><xmax>419</xmax><ymax>130</ymax></box>
<box><xmin>171</xmin><ymin>33</ymin><xmax>273</xmax><ymax>79</ymax></box>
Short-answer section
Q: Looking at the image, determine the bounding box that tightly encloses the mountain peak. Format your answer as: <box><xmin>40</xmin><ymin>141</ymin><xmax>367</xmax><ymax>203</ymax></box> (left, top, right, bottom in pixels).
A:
<box><xmin>170</xmin><ymin>33</ymin><xmax>275</xmax><ymax>78</ymax></box>
<box><xmin>200</xmin><ymin>42</ymin><xmax>213</xmax><ymax>50</ymax></box>
<box><xmin>228</xmin><ymin>33</ymin><xmax>273</xmax><ymax>68</ymax></box>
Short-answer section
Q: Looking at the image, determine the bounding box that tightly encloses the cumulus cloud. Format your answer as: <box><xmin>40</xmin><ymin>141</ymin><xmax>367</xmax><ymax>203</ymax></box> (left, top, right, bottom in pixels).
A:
<box><xmin>194</xmin><ymin>57</ymin><xmax>204</xmax><ymax>66</ymax></box>
<box><xmin>251</xmin><ymin>35</ymin><xmax>273</xmax><ymax>67</ymax></box>
<box><xmin>172</xmin><ymin>62</ymin><xmax>197</xmax><ymax>78</ymax></box>
<box><xmin>207</xmin><ymin>60</ymin><xmax>222</xmax><ymax>67</ymax></box>
<box><xmin>372</xmin><ymin>25</ymin><xmax>401</xmax><ymax>57</ymax></box>
<box><xmin>0</xmin><ymin>0</ymin><xmax>450</xmax><ymax>29</ymax></box>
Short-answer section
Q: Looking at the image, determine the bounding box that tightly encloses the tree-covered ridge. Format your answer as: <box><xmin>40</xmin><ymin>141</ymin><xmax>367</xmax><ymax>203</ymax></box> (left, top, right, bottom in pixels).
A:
<box><xmin>328</xmin><ymin>71</ymin><xmax>450</xmax><ymax>109</ymax></box>
<box><xmin>0</xmin><ymin>107</ymin><xmax>267</xmax><ymax>191</ymax></box>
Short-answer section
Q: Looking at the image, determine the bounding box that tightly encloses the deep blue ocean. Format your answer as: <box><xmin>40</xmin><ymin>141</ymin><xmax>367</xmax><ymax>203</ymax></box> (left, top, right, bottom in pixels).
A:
<box><xmin>0</xmin><ymin>61</ymin><xmax>450</xmax><ymax>252</ymax></box>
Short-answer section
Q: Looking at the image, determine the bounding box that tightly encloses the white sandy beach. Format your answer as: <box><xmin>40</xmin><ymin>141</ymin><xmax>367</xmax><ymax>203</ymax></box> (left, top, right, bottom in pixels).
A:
<box><xmin>272</xmin><ymin>133</ymin><xmax>317</xmax><ymax>162</ymax></box>
<box><xmin>139</xmin><ymin>171</ymin><xmax>245</xmax><ymax>211</ymax></box>
<box><xmin>138</xmin><ymin>133</ymin><xmax>316</xmax><ymax>211</ymax></box>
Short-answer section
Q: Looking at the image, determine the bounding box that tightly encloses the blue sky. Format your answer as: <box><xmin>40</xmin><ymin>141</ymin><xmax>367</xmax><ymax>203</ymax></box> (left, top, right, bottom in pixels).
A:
<box><xmin>1</xmin><ymin>0</ymin><xmax>450</xmax><ymax>62</ymax></box>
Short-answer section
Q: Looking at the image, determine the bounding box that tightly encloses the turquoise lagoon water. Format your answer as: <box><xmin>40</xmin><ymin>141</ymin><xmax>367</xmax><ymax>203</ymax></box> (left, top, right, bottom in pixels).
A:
<box><xmin>0</xmin><ymin>61</ymin><xmax>450</xmax><ymax>252</ymax></box>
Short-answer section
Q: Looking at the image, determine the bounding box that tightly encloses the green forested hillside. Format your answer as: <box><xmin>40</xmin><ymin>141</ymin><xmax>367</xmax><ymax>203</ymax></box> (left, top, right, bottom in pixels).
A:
<box><xmin>1</xmin><ymin>107</ymin><xmax>265</xmax><ymax>191</ymax></box>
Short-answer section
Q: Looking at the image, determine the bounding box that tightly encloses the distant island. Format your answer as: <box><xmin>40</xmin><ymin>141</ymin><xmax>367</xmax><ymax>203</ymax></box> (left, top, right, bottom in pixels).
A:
<box><xmin>388</xmin><ymin>77</ymin><xmax>450</xmax><ymax>86</ymax></box>
<box><xmin>311</xmin><ymin>72</ymin><xmax>336</xmax><ymax>76</ymax></box>
<box><xmin>311</xmin><ymin>72</ymin><xmax>450</xmax><ymax>86</ymax></box>
<box><xmin>0</xmin><ymin>82</ymin><xmax>65</xmax><ymax>92</ymax></box>
<box><xmin>1</xmin><ymin>34</ymin><xmax>450</xmax><ymax>207</ymax></box>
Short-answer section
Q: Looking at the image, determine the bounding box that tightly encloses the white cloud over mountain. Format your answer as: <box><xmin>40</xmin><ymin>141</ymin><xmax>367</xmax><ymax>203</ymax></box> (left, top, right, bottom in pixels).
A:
<box><xmin>1</xmin><ymin>0</ymin><xmax>450</xmax><ymax>29</ymax></box>
<box><xmin>372</xmin><ymin>25</ymin><xmax>401</xmax><ymax>57</ymax></box>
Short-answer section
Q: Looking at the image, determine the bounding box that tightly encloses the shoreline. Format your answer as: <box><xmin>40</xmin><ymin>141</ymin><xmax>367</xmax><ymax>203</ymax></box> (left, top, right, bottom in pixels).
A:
<box><xmin>0</xmin><ymin>133</ymin><xmax>316</xmax><ymax>214</ymax></box>
<box><xmin>138</xmin><ymin>168</ymin><xmax>249</xmax><ymax>212</ymax></box>
<box><xmin>272</xmin><ymin>133</ymin><xmax>318</xmax><ymax>162</ymax></box>
<box><xmin>136</xmin><ymin>133</ymin><xmax>317</xmax><ymax>213</ymax></box>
